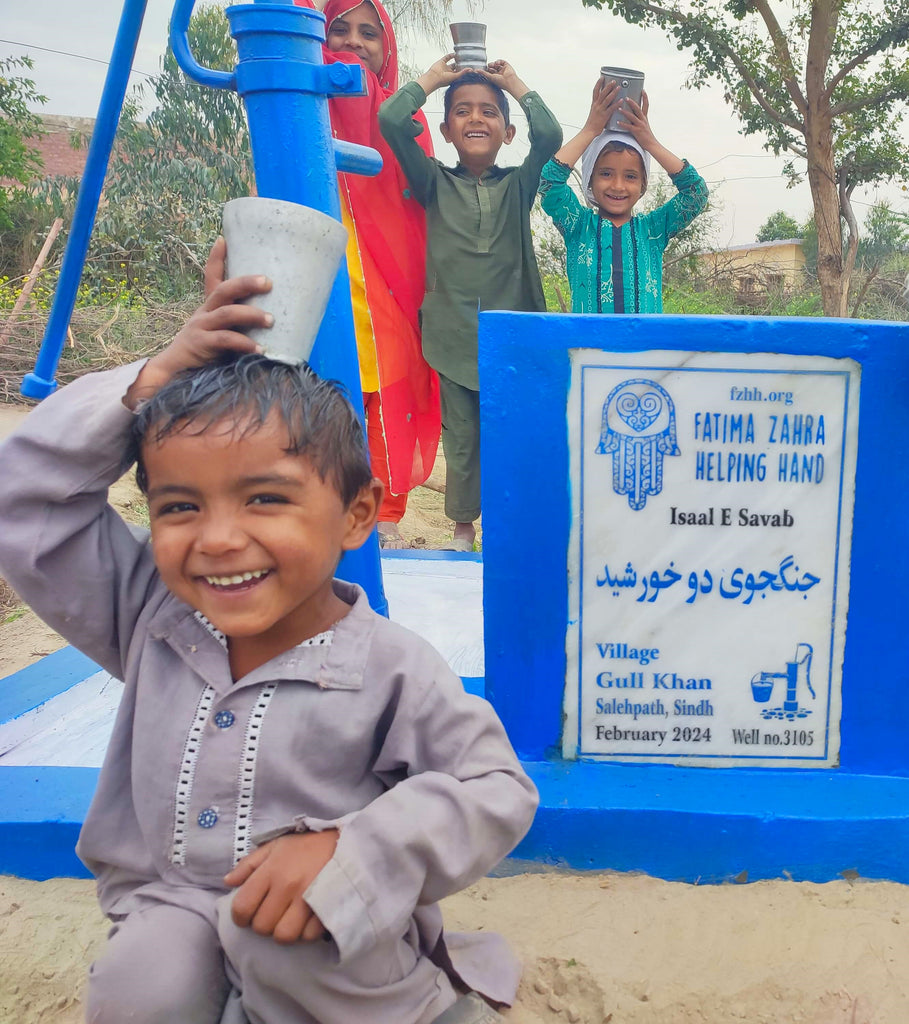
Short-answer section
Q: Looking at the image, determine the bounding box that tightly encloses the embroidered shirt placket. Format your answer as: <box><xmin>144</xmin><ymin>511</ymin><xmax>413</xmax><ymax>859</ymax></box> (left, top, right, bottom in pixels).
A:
<box><xmin>234</xmin><ymin>682</ymin><xmax>279</xmax><ymax>864</ymax></box>
<box><xmin>612</xmin><ymin>224</ymin><xmax>625</xmax><ymax>314</ymax></box>
<box><xmin>476</xmin><ymin>176</ymin><xmax>492</xmax><ymax>254</ymax></box>
<box><xmin>171</xmin><ymin>684</ymin><xmax>216</xmax><ymax>866</ymax></box>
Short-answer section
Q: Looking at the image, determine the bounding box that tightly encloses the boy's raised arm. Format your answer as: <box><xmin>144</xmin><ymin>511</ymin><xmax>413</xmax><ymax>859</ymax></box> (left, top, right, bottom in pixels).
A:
<box><xmin>0</xmin><ymin>361</ymin><xmax>168</xmax><ymax>678</ymax></box>
<box><xmin>554</xmin><ymin>77</ymin><xmax>621</xmax><ymax>170</ymax></box>
<box><xmin>485</xmin><ymin>61</ymin><xmax>561</xmax><ymax>195</ymax></box>
<box><xmin>378</xmin><ymin>57</ymin><xmax>458</xmax><ymax>207</ymax></box>
<box><xmin>537</xmin><ymin>78</ymin><xmax>621</xmax><ymax>238</ymax></box>
<box><xmin>616</xmin><ymin>94</ymin><xmax>685</xmax><ymax>177</ymax></box>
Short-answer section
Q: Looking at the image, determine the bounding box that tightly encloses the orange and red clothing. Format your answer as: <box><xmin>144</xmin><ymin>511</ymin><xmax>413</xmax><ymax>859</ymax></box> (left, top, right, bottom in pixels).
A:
<box><xmin>295</xmin><ymin>0</ymin><xmax>440</xmax><ymax>522</ymax></box>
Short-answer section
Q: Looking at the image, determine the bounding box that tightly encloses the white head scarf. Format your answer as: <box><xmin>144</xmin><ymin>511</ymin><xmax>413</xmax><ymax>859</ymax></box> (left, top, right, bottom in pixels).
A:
<box><xmin>580</xmin><ymin>131</ymin><xmax>651</xmax><ymax>207</ymax></box>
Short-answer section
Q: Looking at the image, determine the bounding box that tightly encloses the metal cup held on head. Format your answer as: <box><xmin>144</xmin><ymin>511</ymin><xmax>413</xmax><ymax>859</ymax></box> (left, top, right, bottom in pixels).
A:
<box><xmin>450</xmin><ymin>23</ymin><xmax>487</xmax><ymax>70</ymax></box>
<box><xmin>600</xmin><ymin>66</ymin><xmax>645</xmax><ymax>131</ymax></box>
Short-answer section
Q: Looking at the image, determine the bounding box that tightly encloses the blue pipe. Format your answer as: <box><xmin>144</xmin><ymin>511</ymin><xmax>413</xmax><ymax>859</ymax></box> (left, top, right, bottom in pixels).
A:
<box><xmin>21</xmin><ymin>0</ymin><xmax>149</xmax><ymax>399</ymax></box>
<box><xmin>170</xmin><ymin>0</ymin><xmax>387</xmax><ymax>613</ymax></box>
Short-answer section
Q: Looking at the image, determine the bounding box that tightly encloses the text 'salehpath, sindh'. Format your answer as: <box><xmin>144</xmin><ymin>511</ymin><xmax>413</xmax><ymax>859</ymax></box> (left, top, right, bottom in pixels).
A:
<box><xmin>565</xmin><ymin>350</ymin><xmax>859</xmax><ymax>767</ymax></box>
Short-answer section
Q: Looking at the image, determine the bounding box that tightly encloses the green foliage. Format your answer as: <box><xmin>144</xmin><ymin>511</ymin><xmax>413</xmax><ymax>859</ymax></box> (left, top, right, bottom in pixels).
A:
<box><xmin>541</xmin><ymin>273</ymin><xmax>571</xmax><ymax>312</ymax></box>
<box><xmin>664</xmin><ymin>280</ymin><xmax>830</xmax><ymax>317</ymax></box>
<box><xmin>57</xmin><ymin>4</ymin><xmax>251</xmax><ymax>302</ymax></box>
<box><xmin>0</xmin><ymin>56</ymin><xmax>47</xmax><ymax>229</ymax></box>
<box><xmin>756</xmin><ymin>210</ymin><xmax>801</xmax><ymax>243</ymax></box>
<box><xmin>858</xmin><ymin>202</ymin><xmax>909</xmax><ymax>269</ymax></box>
<box><xmin>663</xmin><ymin>283</ymin><xmax>732</xmax><ymax>314</ymax></box>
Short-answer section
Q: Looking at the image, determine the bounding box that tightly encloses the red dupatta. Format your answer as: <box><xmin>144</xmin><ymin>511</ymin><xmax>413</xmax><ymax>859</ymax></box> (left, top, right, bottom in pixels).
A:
<box><xmin>295</xmin><ymin>0</ymin><xmax>439</xmax><ymax>494</ymax></box>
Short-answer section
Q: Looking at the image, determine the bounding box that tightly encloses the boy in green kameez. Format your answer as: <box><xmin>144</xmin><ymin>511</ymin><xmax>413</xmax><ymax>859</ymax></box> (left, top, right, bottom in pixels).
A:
<box><xmin>379</xmin><ymin>57</ymin><xmax>561</xmax><ymax>550</ymax></box>
<box><xmin>540</xmin><ymin>77</ymin><xmax>708</xmax><ymax>314</ymax></box>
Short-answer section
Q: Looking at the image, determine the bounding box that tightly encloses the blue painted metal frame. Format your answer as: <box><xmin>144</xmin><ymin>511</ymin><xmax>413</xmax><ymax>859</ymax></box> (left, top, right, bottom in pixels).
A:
<box><xmin>21</xmin><ymin>0</ymin><xmax>149</xmax><ymax>399</ymax></box>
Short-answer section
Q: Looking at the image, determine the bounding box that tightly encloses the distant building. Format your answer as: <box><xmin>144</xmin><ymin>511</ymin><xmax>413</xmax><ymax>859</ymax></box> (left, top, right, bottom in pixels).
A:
<box><xmin>698</xmin><ymin>238</ymin><xmax>806</xmax><ymax>299</ymax></box>
<box><xmin>30</xmin><ymin>115</ymin><xmax>93</xmax><ymax>180</ymax></box>
<box><xmin>0</xmin><ymin>116</ymin><xmax>92</xmax><ymax>189</ymax></box>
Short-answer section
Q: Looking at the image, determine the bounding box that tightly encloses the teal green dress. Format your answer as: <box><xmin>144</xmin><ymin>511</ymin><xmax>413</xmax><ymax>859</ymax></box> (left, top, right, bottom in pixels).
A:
<box><xmin>539</xmin><ymin>159</ymin><xmax>708</xmax><ymax>313</ymax></box>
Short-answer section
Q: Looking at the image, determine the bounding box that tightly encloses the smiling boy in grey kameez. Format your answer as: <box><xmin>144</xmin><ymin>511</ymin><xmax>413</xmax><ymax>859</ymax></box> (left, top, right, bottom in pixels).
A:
<box><xmin>0</xmin><ymin>241</ymin><xmax>536</xmax><ymax>1024</ymax></box>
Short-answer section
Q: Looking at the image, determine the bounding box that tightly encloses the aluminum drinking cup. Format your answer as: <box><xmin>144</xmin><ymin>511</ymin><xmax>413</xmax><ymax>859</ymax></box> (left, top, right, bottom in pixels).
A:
<box><xmin>450</xmin><ymin>22</ymin><xmax>487</xmax><ymax>70</ymax></box>
<box><xmin>600</xmin><ymin>66</ymin><xmax>645</xmax><ymax>131</ymax></box>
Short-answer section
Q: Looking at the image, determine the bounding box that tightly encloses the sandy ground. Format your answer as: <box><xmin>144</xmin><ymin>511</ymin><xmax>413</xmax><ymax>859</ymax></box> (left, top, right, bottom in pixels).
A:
<box><xmin>3</xmin><ymin>401</ymin><xmax>909</xmax><ymax>1023</ymax></box>
<box><xmin>3</xmin><ymin>871</ymin><xmax>909</xmax><ymax>1024</ymax></box>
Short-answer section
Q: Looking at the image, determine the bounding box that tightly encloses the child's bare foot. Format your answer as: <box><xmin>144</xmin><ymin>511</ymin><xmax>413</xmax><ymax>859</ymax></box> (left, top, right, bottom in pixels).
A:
<box><xmin>443</xmin><ymin>521</ymin><xmax>476</xmax><ymax>552</ymax></box>
<box><xmin>377</xmin><ymin>522</ymin><xmax>409</xmax><ymax>549</ymax></box>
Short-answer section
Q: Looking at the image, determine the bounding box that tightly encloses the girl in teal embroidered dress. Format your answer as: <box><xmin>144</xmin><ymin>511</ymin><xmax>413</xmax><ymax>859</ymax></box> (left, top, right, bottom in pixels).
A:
<box><xmin>539</xmin><ymin>77</ymin><xmax>708</xmax><ymax>313</ymax></box>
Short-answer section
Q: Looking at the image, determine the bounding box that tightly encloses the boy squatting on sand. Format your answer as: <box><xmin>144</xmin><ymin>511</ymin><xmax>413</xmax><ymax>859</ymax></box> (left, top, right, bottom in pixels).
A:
<box><xmin>0</xmin><ymin>241</ymin><xmax>536</xmax><ymax>1024</ymax></box>
<box><xmin>379</xmin><ymin>58</ymin><xmax>561</xmax><ymax>551</ymax></box>
<box><xmin>539</xmin><ymin>76</ymin><xmax>709</xmax><ymax>313</ymax></box>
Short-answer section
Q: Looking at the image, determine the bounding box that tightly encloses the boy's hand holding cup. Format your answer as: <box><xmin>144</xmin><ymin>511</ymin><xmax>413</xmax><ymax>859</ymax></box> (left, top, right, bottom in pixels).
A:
<box><xmin>125</xmin><ymin>238</ymin><xmax>271</xmax><ymax>411</ymax></box>
<box><xmin>483</xmin><ymin>59</ymin><xmax>529</xmax><ymax>100</ymax></box>
<box><xmin>417</xmin><ymin>53</ymin><xmax>467</xmax><ymax>94</ymax></box>
<box><xmin>615</xmin><ymin>92</ymin><xmax>656</xmax><ymax>150</ymax></box>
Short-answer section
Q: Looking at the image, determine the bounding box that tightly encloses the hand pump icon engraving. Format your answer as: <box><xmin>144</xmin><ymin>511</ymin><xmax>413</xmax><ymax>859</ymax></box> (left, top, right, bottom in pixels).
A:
<box><xmin>750</xmin><ymin>643</ymin><xmax>815</xmax><ymax>720</ymax></box>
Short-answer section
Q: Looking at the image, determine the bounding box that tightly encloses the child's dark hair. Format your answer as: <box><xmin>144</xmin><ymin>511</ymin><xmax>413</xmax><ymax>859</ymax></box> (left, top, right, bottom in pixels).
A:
<box><xmin>130</xmin><ymin>354</ymin><xmax>372</xmax><ymax>507</ymax></box>
<box><xmin>443</xmin><ymin>70</ymin><xmax>510</xmax><ymax>125</ymax></box>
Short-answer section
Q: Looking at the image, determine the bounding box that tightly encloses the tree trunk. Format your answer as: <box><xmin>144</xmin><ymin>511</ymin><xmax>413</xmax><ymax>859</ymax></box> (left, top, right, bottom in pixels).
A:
<box><xmin>804</xmin><ymin>126</ymin><xmax>849</xmax><ymax>315</ymax></box>
<box><xmin>803</xmin><ymin>30</ymin><xmax>850</xmax><ymax>318</ymax></box>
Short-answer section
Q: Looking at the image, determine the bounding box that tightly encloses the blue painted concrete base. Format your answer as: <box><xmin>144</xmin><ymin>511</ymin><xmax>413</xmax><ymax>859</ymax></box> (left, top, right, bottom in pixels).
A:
<box><xmin>517</xmin><ymin>761</ymin><xmax>909</xmax><ymax>883</ymax></box>
<box><xmin>4</xmin><ymin>576</ymin><xmax>909</xmax><ymax>883</ymax></box>
<box><xmin>2</xmin><ymin>767</ymin><xmax>98</xmax><ymax>879</ymax></box>
<box><xmin>5</xmin><ymin>759</ymin><xmax>909</xmax><ymax>882</ymax></box>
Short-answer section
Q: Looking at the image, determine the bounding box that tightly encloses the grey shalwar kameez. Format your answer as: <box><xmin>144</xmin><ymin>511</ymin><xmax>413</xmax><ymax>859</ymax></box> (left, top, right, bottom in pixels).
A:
<box><xmin>0</xmin><ymin>362</ymin><xmax>538</xmax><ymax>1024</ymax></box>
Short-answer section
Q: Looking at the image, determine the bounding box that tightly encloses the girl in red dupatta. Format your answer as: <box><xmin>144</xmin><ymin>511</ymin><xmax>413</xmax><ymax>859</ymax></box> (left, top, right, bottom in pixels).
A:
<box><xmin>296</xmin><ymin>0</ymin><xmax>439</xmax><ymax>547</ymax></box>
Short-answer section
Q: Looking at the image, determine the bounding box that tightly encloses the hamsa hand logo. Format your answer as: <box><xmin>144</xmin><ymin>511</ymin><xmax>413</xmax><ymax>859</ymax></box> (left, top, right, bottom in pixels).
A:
<box><xmin>597</xmin><ymin>379</ymin><xmax>680</xmax><ymax>510</ymax></box>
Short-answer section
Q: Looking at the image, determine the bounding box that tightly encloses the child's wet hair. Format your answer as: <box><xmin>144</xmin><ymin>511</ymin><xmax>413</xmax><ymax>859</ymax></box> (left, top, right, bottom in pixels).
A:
<box><xmin>444</xmin><ymin>71</ymin><xmax>510</xmax><ymax>125</ymax></box>
<box><xmin>130</xmin><ymin>354</ymin><xmax>373</xmax><ymax>507</ymax></box>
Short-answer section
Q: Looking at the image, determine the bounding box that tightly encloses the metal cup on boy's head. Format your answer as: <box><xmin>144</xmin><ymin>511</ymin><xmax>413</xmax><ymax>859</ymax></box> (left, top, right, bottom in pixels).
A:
<box><xmin>449</xmin><ymin>22</ymin><xmax>488</xmax><ymax>70</ymax></box>
<box><xmin>600</xmin><ymin>66</ymin><xmax>645</xmax><ymax>131</ymax></box>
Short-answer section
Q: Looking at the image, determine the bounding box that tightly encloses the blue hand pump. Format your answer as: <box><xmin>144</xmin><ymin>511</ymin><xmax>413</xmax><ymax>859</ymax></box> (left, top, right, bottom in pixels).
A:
<box><xmin>170</xmin><ymin>0</ymin><xmax>386</xmax><ymax>613</ymax></box>
<box><xmin>23</xmin><ymin>0</ymin><xmax>388</xmax><ymax>613</ymax></box>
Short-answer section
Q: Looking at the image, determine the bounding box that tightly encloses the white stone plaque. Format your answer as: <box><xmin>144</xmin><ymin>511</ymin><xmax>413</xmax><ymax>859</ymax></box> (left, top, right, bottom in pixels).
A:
<box><xmin>565</xmin><ymin>350</ymin><xmax>859</xmax><ymax>767</ymax></box>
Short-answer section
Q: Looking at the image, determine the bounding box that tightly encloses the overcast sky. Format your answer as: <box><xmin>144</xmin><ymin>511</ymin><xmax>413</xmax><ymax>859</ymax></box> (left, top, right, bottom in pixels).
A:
<box><xmin>2</xmin><ymin>0</ymin><xmax>905</xmax><ymax>245</ymax></box>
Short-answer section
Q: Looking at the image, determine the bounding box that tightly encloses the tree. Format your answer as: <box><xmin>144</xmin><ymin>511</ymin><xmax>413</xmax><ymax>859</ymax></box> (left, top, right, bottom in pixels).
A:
<box><xmin>858</xmin><ymin>202</ymin><xmax>908</xmax><ymax>267</ymax></box>
<box><xmin>756</xmin><ymin>210</ymin><xmax>801</xmax><ymax>243</ymax></box>
<box><xmin>580</xmin><ymin>0</ymin><xmax>909</xmax><ymax>317</ymax></box>
<box><xmin>0</xmin><ymin>56</ymin><xmax>47</xmax><ymax>229</ymax></box>
<box><xmin>82</xmin><ymin>4</ymin><xmax>252</xmax><ymax>299</ymax></box>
